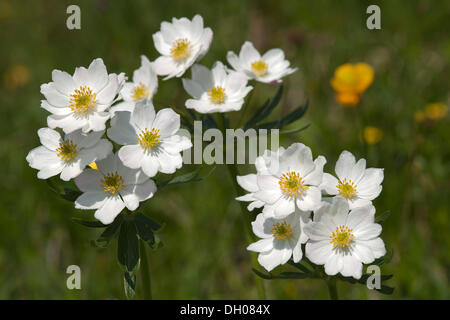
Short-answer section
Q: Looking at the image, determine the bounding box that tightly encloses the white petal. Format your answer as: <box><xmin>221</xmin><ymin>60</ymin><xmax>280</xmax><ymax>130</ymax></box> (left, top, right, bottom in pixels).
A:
<box><xmin>60</xmin><ymin>160</ymin><xmax>83</xmax><ymax>181</ymax></box>
<box><xmin>153</xmin><ymin>56</ymin><xmax>178</xmax><ymax>77</ymax></box>
<box><xmin>87</xmin><ymin>58</ymin><xmax>109</xmax><ymax>92</ymax></box>
<box><xmin>41</xmin><ymin>83</ymin><xmax>69</xmax><ymax>107</ymax></box>
<box><xmin>51</xmin><ymin>70</ymin><xmax>77</xmax><ymax>94</ymax></box>
<box><xmin>236</xmin><ymin>174</ymin><xmax>258</xmax><ymax>193</ymax></box>
<box><xmin>97</xmin><ymin>74</ymin><xmax>119</xmax><ymax>105</ymax></box>
<box><xmin>304</xmin><ymin>155</ymin><xmax>326</xmax><ymax>186</ymax></box>
<box><xmin>251</xmin><ymin>213</ymin><xmax>273</xmax><ymax>239</ymax></box>
<box><xmin>304</xmin><ymin>222</ymin><xmax>332</xmax><ymax>241</ymax></box>
<box><xmin>324</xmin><ymin>253</ymin><xmax>343</xmax><ymax>276</ymax></box>
<box><xmin>131</xmin><ymin>101</ymin><xmax>156</xmax><ymax>131</ymax></box>
<box><xmin>335</xmin><ymin>150</ymin><xmax>356</xmax><ymax>180</ymax></box>
<box><xmin>94</xmin><ymin>196</ymin><xmax>125</xmax><ymax>225</ymax></box>
<box><xmin>240</xmin><ymin>41</ymin><xmax>261</xmax><ymax>67</ymax></box>
<box><xmin>74</xmin><ymin>168</ymin><xmax>103</xmax><ymax>192</ymax></box>
<box><xmin>141</xmin><ymin>153</ymin><xmax>160</xmax><ymax>178</ymax></box>
<box><xmin>152</xmin><ymin>108</ymin><xmax>180</xmax><ymax>138</ymax></box>
<box><xmin>107</xmin><ymin>112</ymin><xmax>138</xmax><ymax>145</ymax></box>
<box><xmin>320</xmin><ymin>173</ymin><xmax>339</xmax><ymax>195</ymax></box>
<box><xmin>152</xmin><ymin>32</ymin><xmax>171</xmax><ymax>55</ymax></box>
<box><xmin>340</xmin><ymin>254</ymin><xmax>363</xmax><ymax>279</ymax></box>
<box><xmin>182</xmin><ymin>78</ymin><xmax>204</xmax><ymax>99</ymax></box>
<box><xmin>247</xmin><ymin>238</ymin><xmax>273</xmax><ymax>253</ymax></box>
<box><xmin>296</xmin><ymin>186</ymin><xmax>322</xmax><ymax>211</ymax></box>
<box><xmin>37</xmin><ymin>127</ymin><xmax>62</xmax><ymax>151</ymax></box>
<box><xmin>118</xmin><ymin>144</ymin><xmax>144</xmax><ymax>169</ymax></box>
<box><xmin>305</xmin><ymin>240</ymin><xmax>333</xmax><ymax>265</ymax></box>
<box><xmin>354</xmin><ymin>223</ymin><xmax>382</xmax><ymax>240</ymax></box>
<box><xmin>47</xmin><ymin>114</ymin><xmax>85</xmax><ymax>134</ymax></box>
<box><xmin>75</xmin><ymin>191</ymin><xmax>107</xmax><ymax>209</ymax></box>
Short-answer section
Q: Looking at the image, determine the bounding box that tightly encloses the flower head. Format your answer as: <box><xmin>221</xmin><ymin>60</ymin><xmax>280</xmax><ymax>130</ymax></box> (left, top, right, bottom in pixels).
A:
<box><xmin>238</xmin><ymin>143</ymin><xmax>326</xmax><ymax>218</ymax></box>
<box><xmin>247</xmin><ymin>209</ymin><xmax>311</xmax><ymax>271</ymax></box>
<box><xmin>320</xmin><ymin>150</ymin><xmax>383</xmax><ymax>209</ymax></box>
<box><xmin>330</xmin><ymin>63</ymin><xmax>373</xmax><ymax>107</ymax></box>
<box><xmin>424</xmin><ymin>102</ymin><xmax>448</xmax><ymax>121</ymax></box>
<box><xmin>107</xmin><ymin>100</ymin><xmax>192</xmax><ymax>178</ymax></box>
<box><xmin>152</xmin><ymin>14</ymin><xmax>213</xmax><ymax>80</ymax></box>
<box><xmin>41</xmin><ymin>58</ymin><xmax>125</xmax><ymax>133</ymax></box>
<box><xmin>304</xmin><ymin>197</ymin><xmax>386</xmax><ymax>279</ymax></box>
<box><xmin>74</xmin><ymin>153</ymin><xmax>157</xmax><ymax>224</ymax></box>
<box><xmin>110</xmin><ymin>55</ymin><xmax>158</xmax><ymax>114</ymax></box>
<box><xmin>182</xmin><ymin>62</ymin><xmax>253</xmax><ymax>113</ymax></box>
<box><xmin>363</xmin><ymin>126</ymin><xmax>383</xmax><ymax>145</ymax></box>
<box><xmin>227</xmin><ymin>41</ymin><xmax>297</xmax><ymax>83</ymax></box>
<box><xmin>26</xmin><ymin>128</ymin><xmax>112</xmax><ymax>181</ymax></box>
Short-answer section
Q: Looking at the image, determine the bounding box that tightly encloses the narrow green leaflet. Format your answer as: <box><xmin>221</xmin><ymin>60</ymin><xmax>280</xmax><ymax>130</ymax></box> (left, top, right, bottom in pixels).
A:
<box><xmin>375</xmin><ymin>210</ymin><xmax>391</xmax><ymax>224</ymax></box>
<box><xmin>117</xmin><ymin>220</ymin><xmax>140</xmax><ymax>273</ymax></box>
<box><xmin>134</xmin><ymin>213</ymin><xmax>163</xmax><ymax>249</ymax></box>
<box><xmin>71</xmin><ymin>217</ymin><xmax>106</xmax><ymax>228</ymax></box>
<box><xmin>244</xmin><ymin>85</ymin><xmax>283</xmax><ymax>130</ymax></box>
<box><xmin>157</xmin><ymin>166</ymin><xmax>216</xmax><ymax>189</ymax></box>
<box><xmin>60</xmin><ymin>188</ymin><xmax>82</xmax><ymax>202</ymax></box>
<box><xmin>253</xmin><ymin>268</ymin><xmax>312</xmax><ymax>280</ymax></box>
<box><xmin>91</xmin><ymin>215</ymin><xmax>124</xmax><ymax>248</ymax></box>
<box><xmin>123</xmin><ymin>271</ymin><xmax>136</xmax><ymax>299</ymax></box>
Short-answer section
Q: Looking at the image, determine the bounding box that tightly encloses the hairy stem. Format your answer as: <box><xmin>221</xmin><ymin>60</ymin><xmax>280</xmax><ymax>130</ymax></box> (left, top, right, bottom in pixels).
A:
<box><xmin>140</xmin><ymin>241</ymin><xmax>152</xmax><ymax>300</ymax></box>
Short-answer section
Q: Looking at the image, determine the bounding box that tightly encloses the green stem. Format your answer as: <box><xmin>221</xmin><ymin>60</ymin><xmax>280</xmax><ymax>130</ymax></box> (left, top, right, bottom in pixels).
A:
<box><xmin>140</xmin><ymin>240</ymin><xmax>152</xmax><ymax>300</ymax></box>
<box><xmin>326</xmin><ymin>277</ymin><xmax>338</xmax><ymax>300</ymax></box>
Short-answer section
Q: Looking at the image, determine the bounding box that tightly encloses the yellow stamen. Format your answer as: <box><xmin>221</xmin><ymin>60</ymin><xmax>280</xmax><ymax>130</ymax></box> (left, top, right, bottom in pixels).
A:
<box><xmin>132</xmin><ymin>82</ymin><xmax>150</xmax><ymax>102</ymax></box>
<box><xmin>88</xmin><ymin>162</ymin><xmax>98</xmax><ymax>170</ymax></box>
<box><xmin>69</xmin><ymin>86</ymin><xmax>97</xmax><ymax>115</ymax></box>
<box><xmin>271</xmin><ymin>221</ymin><xmax>293</xmax><ymax>241</ymax></box>
<box><xmin>251</xmin><ymin>60</ymin><xmax>268</xmax><ymax>77</ymax></box>
<box><xmin>171</xmin><ymin>38</ymin><xmax>192</xmax><ymax>61</ymax></box>
<box><xmin>100</xmin><ymin>172</ymin><xmax>124</xmax><ymax>195</ymax></box>
<box><xmin>279</xmin><ymin>171</ymin><xmax>309</xmax><ymax>198</ymax></box>
<box><xmin>56</xmin><ymin>140</ymin><xmax>77</xmax><ymax>162</ymax></box>
<box><xmin>138</xmin><ymin>128</ymin><xmax>161</xmax><ymax>150</ymax></box>
<box><xmin>330</xmin><ymin>225</ymin><xmax>354</xmax><ymax>248</ymax></box>
<box><xmin>336</xmin><ymin>178</ymin><xmax>357</xmax><ymax>199</ymax></box>
<box><xmin>207</xmin><ymin>86</ymin><xmax>226</xmax><ymax>104</ymax></box>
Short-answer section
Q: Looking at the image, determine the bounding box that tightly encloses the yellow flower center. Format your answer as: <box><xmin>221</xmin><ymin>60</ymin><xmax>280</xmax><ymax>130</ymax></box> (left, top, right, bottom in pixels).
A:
<box><xmin>251</xmin><ymin>60</ymin><xmax>268</xmax><ymax>77</ymax></box>
<box><xmin>69</xmin><ymin>86</ymin><xmax>97</xmax><ymax>115</ymax></box>
<box><xmin>171</xmin><ymin>38</ymin><xmax>192</xmax><ymax>62</ymax></box>
<box><xmin>207</xmin><ymin>86</ymin><xmax>226</xmax><ymax>104</ymax></box>
<box><xmin>100</xmin><ymin>172</ymin><xmax>124</xmax><ymax>195</ymax></box>
<box><xmin>336</xmin><ymin>178</ymin><xmax>357</xmax><ymax>199</ymax></box>
<box><xmin>138</xmin><ymin>128</ymin><xmax>161</xmax><ymax>150</ymax></box>
<box><xmin>279</xmin><ymin>171</ymin><xmax>309</xmax><ymax>198</ymax></box>
<box><xmin>271</xmin><ymin>221</ymin><xmax>293</xmax><ymax>241</ymax></box>
<box><xmin>56</xmin><ymin>140</ymin><xmax>77</xmax><ymax>162</ymax></box>
<box><xmin>132</xmin><ymin>82</ymin><xmax>150</xmax><ymax>102</ymax></box>
<box><xmin>330</xmin><ymin>225</ymin><xmax>354</xmax><ymax>248</ymax></box>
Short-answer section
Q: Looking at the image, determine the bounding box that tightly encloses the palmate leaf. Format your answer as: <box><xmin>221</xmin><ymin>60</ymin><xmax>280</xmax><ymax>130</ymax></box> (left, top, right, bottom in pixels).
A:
<box><xmin>157</xmin><ymin>166</ymin><xmax>216</xmax><ymax>189</ymax></box>
<box><xmin>244</xmin><ymin>85</ymin><xmax>283</xmax><ymax>130</ymax></box>
<box><xmin>117</xmin><ymin>220</ymin><xmax>140</xmax><ymax>273</ymax></box>
<box><xmin>134</xmin><ymin>213</ymin><xmax>163</xmax><ymax>249</ymax></box>
<box><xmin>91</xmin><ymin>214</ymin><xmax>124</xmax><ymax>248</ymax></box>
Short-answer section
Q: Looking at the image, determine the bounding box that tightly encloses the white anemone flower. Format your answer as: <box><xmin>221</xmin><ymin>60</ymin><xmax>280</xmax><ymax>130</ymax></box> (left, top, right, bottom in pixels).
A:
<box><xmin>227</xmin><ymin>41</ymin><xmax>298</xmax><ymax>83</ymax></box>
<box><xmin>107</xmin><ymin>100</ymin><xmax>192</xmax><ymax>178</ymax></box>
<box><xmin>248</xmin><ymin>143</ymin><xmax>326</xmax><ymax>218</ymax></box>
<box><xmin>41</xmin><ymin>58</ymin><xmax>125</xmax><ymax>134</ymax></box>
<box><xmin>74</xmin><ymin>153</ymin><xmax>157</xmax><ymax>224</ymax></box>
<box><xmin>182</xmin><ymin>62</ymin><xmax>253</xmax><ymax>113</ymax></box>
<box><xmin>26</xmin><ymin>128</ymin><xmax>112</xmax><ymax>181</ymax></box>
<box><xmin>247</xmin><ymin>209</ymin><xmax>311</xmax><ymax>272</ymax></box>
<box><xmin>236</xmin><ymin>148</ymin><xmax>286</xmax><ymax>211</ymax></box>
<box><xmin>110</xmin><ymin>55</ymin><xmax>158</xmax><ymax>114</ymax></box>
<box><xmin>320</xmin><ymin>150</ymin><xmax>384</xmax><ymax>209</ymax></box>
<box><xmin>304</xmin><ymin>197</ymin><xmax>386</xmax><ymax>279</ymax></box>
<box><xmin>152</xmin><ymin>14</ymin><xmax>213</xmax><ymax>80</ymax></box>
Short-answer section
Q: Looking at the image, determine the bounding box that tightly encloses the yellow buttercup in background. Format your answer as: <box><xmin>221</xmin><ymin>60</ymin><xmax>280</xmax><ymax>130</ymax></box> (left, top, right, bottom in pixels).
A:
<box><xmin>415</xmin><ymin>102</ymin><xmax>447</xmax><ymax>123</ymax></box>
<box><xmin>364</xmin><ymin>126</ymin><xmax>383</xmax><ymax>145</ymax></box>
<box><xmin>331</xmin><ymin>63</ymin><xmax>374</xmax><ymax>107</ymax></box>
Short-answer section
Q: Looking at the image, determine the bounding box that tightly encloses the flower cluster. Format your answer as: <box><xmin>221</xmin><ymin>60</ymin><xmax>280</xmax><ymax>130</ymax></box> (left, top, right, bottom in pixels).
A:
<box><xmin>238</xmin><ymin>146</ymin><xmax>386</xmax><ymax>279</ymax></box>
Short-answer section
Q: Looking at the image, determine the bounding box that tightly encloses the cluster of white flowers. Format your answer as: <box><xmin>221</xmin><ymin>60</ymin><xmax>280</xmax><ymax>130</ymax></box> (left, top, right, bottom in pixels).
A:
<box><xmin>237</xmin><ymin>145</ymin><xmax>386</xmax><ymax>279</ymax></box>
<box><xmin>27</xmin><ymin>14</ymin><xmax>299</xmax><ymax>226</ymax></box>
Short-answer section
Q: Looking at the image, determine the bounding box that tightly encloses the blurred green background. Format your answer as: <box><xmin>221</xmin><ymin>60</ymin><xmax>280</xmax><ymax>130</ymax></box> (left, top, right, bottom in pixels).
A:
<box><xmin>1</xmin><ymin>0</ymin><xmax>449</xmax><ymax>299</ymax></box>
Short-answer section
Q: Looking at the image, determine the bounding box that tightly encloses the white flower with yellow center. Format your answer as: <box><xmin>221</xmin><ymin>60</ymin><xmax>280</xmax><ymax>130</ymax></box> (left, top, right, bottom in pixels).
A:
<box><xmin>74</xmin><ymin>153</ymin><xmax>157</xmax><ymax>224</ymax></box>
<box><xmin>304</xmin><ymin>197</ymin><xmax>386</xmax><ymax>279</ymax></box>
<box><xmin>107</xmin><ymin>100</ymin><xmax>192</xmax><ymax>178</ymax></box>
<box><xmin>246</xmin><ymin>143</ymin><xmax>326</xmax><ymax>218</ymax></box>
<box><xmin>227</xmin><ymin>41</ymin><xmax>298</xmax><ymax>83</ymax></box>
<box><xmin>152</xmin><ymin>14</ymin><xmax>213</xmax><ymax>80</ymax></box>
<box><xmin>247</xmin><ymin>209</ymin><xmax>311</xmax><ymax>272</ymax></box>
<box><xmin>41</xmin><ymin>58</ymin><xmax>125</xmax><ymax>134</ymax></box>
<box><xmin>182</xmin><ymin>62</ymin><xmax>252</xmax><ymax>113</ymax></box>
<box><xmin>320</xmin><ymin>150</ymin><xmax>384</xmax><ymax>209</ymax></box>
<box><xmin>26</xmin><ymin>128</ymin><xmax>112</xmax><ymax>181</ymax></box>
<box><xmin>110</xmin><ymin>55</ymin><xmax>158</xmax><ymax>114</ymax></box>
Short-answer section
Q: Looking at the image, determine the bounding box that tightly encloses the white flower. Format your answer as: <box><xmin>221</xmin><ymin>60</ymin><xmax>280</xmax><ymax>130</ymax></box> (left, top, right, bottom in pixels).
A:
<box><xmin>236</xmin><ymin>148</ymin><xmax>285</xmax><ymax>211</ymax></box>
<box><xmin>107</xmin><ymin>100</ymin><xmax>192</xmax><ymax>178</ymax></box>
<box><xmin>227</xmin><ymin>41</ymin><xmax>297</xmax><ymax>83</ymax></box>
<box><xmin>304</xmin><ymin>197</ymin><xmax>386</xmax><ymax>279</ymax></box>
<box><xmin>247</xmin><ymin>209</ymin><xmax>311</xmax><ymax>272</ymax></box>
<box><xmin>26</xmin><ymin>128</ymin><xmax>112</xmax><ymax>181</ymax></box>
<box><xmin>74</xmin><ymin>153</ymin><xmax>157</xmax><ymax>224</ymax></box>
<box><xmin>241</xmin><ymin>143</ymin><xmax>326</xmax><ymax>218</ymax></box>
<box><xmin>320</xmin><ymin>150</ymin><xmax>384</xmax><ymax>209</ymax></box>
<box><xmin>41</xmin><ymin>58</ymin><xmax>125</xmax><ymax>134</ymax></box>
<box><xmin>110</xmin><ymin>55</ymin><xmax>158</xmax><ymax>115</ymax></box>
<box><xmin>152</xmin><ymin>14</ymin><xmax>213</xmax><ymax>80</ymax></box>
<box><xmin>182</xmin><ymin>62</ymin><xmax>253</xmax><ymax>113</ymax></box>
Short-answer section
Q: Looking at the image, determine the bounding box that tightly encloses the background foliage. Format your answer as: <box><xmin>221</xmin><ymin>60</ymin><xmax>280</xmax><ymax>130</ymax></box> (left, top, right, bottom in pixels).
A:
<box><xmin>0</xmin><ymin>0</ymin><xmax>448</xmax><ymax>299</ymax></box>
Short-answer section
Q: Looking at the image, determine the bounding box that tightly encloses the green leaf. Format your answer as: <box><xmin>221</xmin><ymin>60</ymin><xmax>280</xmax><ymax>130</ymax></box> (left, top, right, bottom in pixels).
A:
<box><xmin>252</xmin><ymin>268</ymin><xmax>312</xmax><ymax>280</ymax></box>
<box><xmin>60</xmin><ymin>188</ymin><xmax>82</xmax><ymax>202</ymax></box>
<box><xmin>280</xmin><ymin>123</ymin><xmax>311</xmax><ymax>135</ymax></box>
<box><xmin>287</xmin><ymin>260</ymin><xmax>313</xmax><ymax>274</ymax></box>
<box><xmin>123</xmin><ymin>271</ymin><xmax>136</xmax><ymax>299</ymax></box>
<box><xmin>278</xmin><ymin>99</ymin><xmax>309</xmax><ymax>128</ymax></box>
<box><xmin>92</xmin><ymin>215</ymin><xmax>124</xmax><ymax>248</ymax></box>
<box><xmin>157</xmin><ymin>166</ymin><xmax>216</xmax><ymax>189</ymax></box>
<box><xmin>71</xmin><ymin>217</ymin><xmax>106</xmax><ymax>228</ymax></box>
<box><xmin>134</xmin><ymin>213</ymin><xmax>162</xmax><ymax>249</ymax></box>
<box><xmin>376</xmin><ymin>285</ymin><xmax>394</xmax><ymax>295</ymax></box>
<box><xmin>117</xmin><ymin>220</ymin><xmax>140</xmax><ymax>272</ymax></box>
<box><xmin>375</xmin><ymin>210</ymin><xmax>391</xmax><ymax>224</ymax></box>
<box><xmin>244</xmin><ymin>85</ymin><xmax>283</xmax><ymax>129</ymax></box>
<box><xmin>373</xmin><ymin>249</ymin><xmax>393</xmax><ymax>266</ymax></box>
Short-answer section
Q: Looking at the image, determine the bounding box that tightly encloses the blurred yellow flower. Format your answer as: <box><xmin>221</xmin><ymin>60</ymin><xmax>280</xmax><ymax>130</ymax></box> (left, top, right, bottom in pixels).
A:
<box><xmin>88</xmin><ymin>162</ymin><xmax>99</xmax><ymax>170</ymax></box>
<box><xmin>331</xmin><ymin>63</ymin><xmax>374</xmax><ymax>107</ymax></box>
<box><xmin>424</xmin><ymin>102</ymin><xmax>447</xmax><ymax>121</ymax></box>
<box><xmin>3</xmin><ymin>64</ymin><xmax>30</xmax><ymax>91</ymax></box>
<box><xmin>364</xmin><ymin>126</ymin><xmax>383</xmax><ymax>145</ymax></box>
<box><xmin>414</xmin><ymin>111</ymin><xmax>425</xmax><ymax>123</ymax></box>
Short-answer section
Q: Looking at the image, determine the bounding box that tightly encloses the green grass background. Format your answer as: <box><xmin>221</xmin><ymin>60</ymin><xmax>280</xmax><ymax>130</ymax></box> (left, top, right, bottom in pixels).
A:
<box><xmin>0</xmin><ymin>0</ymin><xmax>448</xmax><ymax>299</ymax></box>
